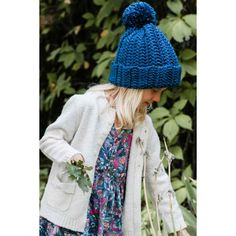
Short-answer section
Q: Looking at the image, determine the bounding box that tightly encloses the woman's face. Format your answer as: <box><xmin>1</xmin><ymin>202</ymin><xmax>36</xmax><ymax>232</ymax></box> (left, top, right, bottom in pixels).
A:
<box><xmin>141</xmin><ymin>88</ymin><xmax>166</xmax><ymax>107</ymax></box>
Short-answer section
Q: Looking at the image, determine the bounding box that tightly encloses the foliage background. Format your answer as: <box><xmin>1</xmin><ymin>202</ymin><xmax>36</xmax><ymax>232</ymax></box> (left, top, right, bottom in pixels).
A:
<box><xmin>40</xmin><ymin>0</ymin><xmax>196</xmax><ymax>235</ymax></box>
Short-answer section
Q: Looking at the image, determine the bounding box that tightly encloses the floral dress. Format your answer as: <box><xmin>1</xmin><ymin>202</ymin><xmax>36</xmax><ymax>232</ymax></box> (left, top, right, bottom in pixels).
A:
<box><xmin>40</xmin><ymin>123</ymin><xmax>133</xmax><ymax>236</ymax></box>
<box><xmin>83</xmin><ymin>123</ymin><xmax>133</xmax><ymax>235</ymax></box>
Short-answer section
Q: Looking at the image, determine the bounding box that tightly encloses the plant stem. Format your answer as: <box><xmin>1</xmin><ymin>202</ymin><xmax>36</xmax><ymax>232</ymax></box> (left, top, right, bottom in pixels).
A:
<box><xmin>143</xmin><ymin>151</ymin><xmax>157</xmax><ymax>236</ymax></box>
<box><xmin>154</xmin><ymin>199</ymin><xmax>162</xmax><ymax>236</ymax></box>
<box><xmin>169</xmin><ymin>193</ymin><xmax>177</xmax><ymax>236</ymax></box>
<box><xmin>168</xmin><ymin>160</ymin><xmax>171</xmax><ymax>182</ymax></box>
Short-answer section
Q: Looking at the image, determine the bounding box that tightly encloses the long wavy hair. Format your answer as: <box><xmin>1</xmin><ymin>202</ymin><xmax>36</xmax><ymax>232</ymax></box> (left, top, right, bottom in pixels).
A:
<box><xmin>86</xmin><ymin>83</ymin><xmax>148</xmax><ymax>130</ymax></box>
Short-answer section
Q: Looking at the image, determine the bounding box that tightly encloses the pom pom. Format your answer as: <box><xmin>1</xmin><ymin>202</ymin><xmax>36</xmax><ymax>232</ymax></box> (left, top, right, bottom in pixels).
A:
<box><xmin>122</xmin><ymin>2</ymin><xmax>157</xmax><ymax>29</ymax></box>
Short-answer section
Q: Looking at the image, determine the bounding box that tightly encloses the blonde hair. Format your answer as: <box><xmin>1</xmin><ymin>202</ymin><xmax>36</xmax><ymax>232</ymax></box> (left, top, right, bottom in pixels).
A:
<box><xmin>86</xmin><ymin>83</ymin><xmax>147</xmax><ymax>130</ymax></box>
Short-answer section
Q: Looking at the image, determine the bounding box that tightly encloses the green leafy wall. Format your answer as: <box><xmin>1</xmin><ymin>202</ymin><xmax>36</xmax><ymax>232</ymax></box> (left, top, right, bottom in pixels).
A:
<box><xmin>40</xmin><ymin>1</ymin><xmax>196</xmax><ymax>234</ymax></box>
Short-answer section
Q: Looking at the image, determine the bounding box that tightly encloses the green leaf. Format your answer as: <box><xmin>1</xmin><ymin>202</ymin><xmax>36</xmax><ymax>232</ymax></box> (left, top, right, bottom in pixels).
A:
<box><xmin>67</xmin><ymin>164</ymin><xmax>82</xmax><ymax>177</ymax></box>
<box><xmin>84</xmin><ymin>165</ymin><xmax>93</xmax><ymax>171</ymax></box>
<box><xmin>189</xmin><ymin>177</ymin><xmax>197</xmax><ymax>187</ymax></box>
<box><xmin>66</xmin><ymin>161</ymin><xmax>93</xmax><ymax>193</ymax></box>
<box><xmin>150</xmin><ymin>107</ymin><xmax>170</xmax><ymax>120</ymax></box>
<box><xmin>96</xmin><ymin>59</ymin><xmax>111</xmax><ymax>77</ymax></box>
<box><xmin>184</xmin><ymin>177</ymin><xmax>196</xmax><ymax>201</ymax></box>
<box><xmin>72</xmin><ymin>62</ymin><xmax>82</xmax><ymax>71</ymax></box>
<box><xmin>181</xmin><ymin>88</ymin><xmax>196</xmax><ymax>107</ymax></box>
<box><xmin>75</xmin><ymin>53</ymin><xmax>84</xmax><ymax>64</ymax></box>
<box><xmin>181</xmin><ymin>66</ymin><xmax>186</xmax><ymax>79</ymax></box>
<box><xmin>93</xmin><ymin>52</ymin><xmax>102</xmax><ymax>60</ymax></box>
<box><xmin>170</xmin><ymin>107</ymin><xmax>180</xmax><ymax>116</ymax></box>
<box><xmin>173</xmin><ymin>99</ymin><xmax>188</xmax><ymax>111</ymax></box>
<box><xmin>165</xmin><ymin>90</ymin><xmax>173</xmax><ymax>98</ymax></box>
<box><xmin>167</xmin><ymin>0</ymin><xmax>183</xmax><ymax>15</ymax></box>
<box><xmin>187</xmin><ymin>89</ymin><xmax>196</xmax><ymax>106</ymax></box>
<box><xmin>105</xmin><ymin>31</ymin><xmax>115</xmax><ymax>47</ymax></box>
<box><xmin>85</xmin><ymin>19</ymin><xmax>94</xmax><ymax>28</ymax></box>
<box><xmin>112</xmin><ymin>1</ymin><xmax>122</xmax><ymax>10</ymax></box>
<box><xmin>113</xmin><ymin>26</ymin><xmax>124</xmax><ymax>35</ymax></box>
<box><xmin>58</xmin><ymin>52</ymin><xmax>75</xmax><ymax>68</ymax></box>
<box><xmin>64</xmin><ymin>87</ymin><xmax>76</xmax><ymax>95</ymax></box>
<box><xmin>76</xmin><ymin>43</ymin><xmax>86</xmax><ymax>53</ymax></box>
<box><xmin>158</xmin><ymin>17</ymin><xmax>176</xmax><ymax>40</ymax></box>
<box><xmin>45</xmin><ymin>44</ymin><xmax>50</xmax><ymax>52</ymax></box>
<box><xmin>47</xmin><ymin>48</ymin><xmax>61</xmax><ymax>61</ymax></box>
<box><xmin>175</xmin><ymin>114</ymin><xmax>192</xmax><ymax>130</ymax></box>
<box><xmin>180</xmin><ymin>206</ymin><xmax>196</xmax><ymax>228</ymax></box>
<box><xmin>159</xmin><ymin>15</ymin><xmax>193</xmax><ymax>42</ymax></box>
<box><xmin>155</xmin><ymin>117</ymin><xmax>170</xmax><ymax>129</ymax></box>
<box><xmin>179</xmin><ymin>49</ymin><xmax>196</xmax><ymax>60</ymax></box>
<box><xmin>97</xmin><ymin>51</ymin><xmax>114</xmax><ymax>63</ymax></box>
<box><xmin>158</xmin><ymin>90</ymin><xmax>168</xmax><ymax>106</ymax></box>
<box><xmin>171</xmin><ymin>169</ymin><xmax>181</xmax><ymax>177</ymax></box>
<box><xmin>186</xmin><ymin>225</ymin><xmax>197</xmax><ymax>236</ymax></box>
<box><xmin>163</xmin><ymin>119</ymin><xmax>179</xmax><ymax>142</ymax></box>
<box><xmin>175</xmin><ymin>187</ymin><xmax>187</xmax><ymax>204</ymax></box>
<box><xmin>93</xmin><ymin>0</ymin><xmax>106</xmax><ymax>6</ymax></box>
<box><xmin>96</xmin><ymin>1</ymin><xmax>113</xmax><ymax>26</ymax></box>
<box><xmin>182</xmin><ymin>165</ymin><xmax>193</xmax><ymax>179</ymax></box>
<box><xmin>47</xmin><ymin>73</ymin><xmax>57</xmax><ymax>82</ymax></box>
<box><xmin>183</xmin><ymin>14</ymin><xmax>196</xmax><ymax>32</ymax></box>
<box><xmin>60</xmin><ymin>45</ymin><xmax>74</xmax><ymax>53</ymax></box>
<box><xmin>172</xmin><ymin>19</ymin><xmax>192</xmax><ymax>42</ymax></box>
<box><xmin>82</xmin><ymin>12</ymin><xmax>94</xmax><ymax>20</ymax></box>
<box><xmin>169</xmin><ymin>145</ymin><xmax>183</xmax><ymax>160</ymax></box>
<box><xmin>182</xmin><ymin>59</ymin><xmax>196</xmax><ymax>75</ymax></box>
<box><xmin>172</xmin><ymin>179</ymin><xmax>184</xmax><ymax>190</ymax></box>
<box><xmin>182</xmin><ymin>81</ymin><xmax>192</xmax><ymax>88</ymax></box>
<box><xmin>97</xmin><ymin>36</ymin><xmax>108</xmax><ymax>49</ymax></box>
<box><xmin>77</xmin><ymin>88</ymin><xmax>87</xmax><ymax>95</ymax></box>
<box><xmin>42</xmin><ymin>27</ymin><xmax>50</xmax><ymax>35</ymax></box>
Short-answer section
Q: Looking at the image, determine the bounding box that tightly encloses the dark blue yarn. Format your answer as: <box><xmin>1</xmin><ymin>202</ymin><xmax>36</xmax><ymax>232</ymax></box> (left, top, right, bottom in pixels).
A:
<box><xmin>108</xmin><ymin>2</ymin><xmax>181</xmax><ymax>89</ymax></box>
<box><xmin>122</xmin><ymin>2</ymin><xmax>157</xmax><ymax>29</ymax></box>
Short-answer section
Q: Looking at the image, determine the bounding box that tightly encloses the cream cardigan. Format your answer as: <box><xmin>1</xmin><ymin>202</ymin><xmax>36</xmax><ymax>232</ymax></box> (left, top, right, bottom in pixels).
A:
<box><xmin>39</xmin><ymin>90</ymin><xmax>186</xmax><ymax>235</ymax></box>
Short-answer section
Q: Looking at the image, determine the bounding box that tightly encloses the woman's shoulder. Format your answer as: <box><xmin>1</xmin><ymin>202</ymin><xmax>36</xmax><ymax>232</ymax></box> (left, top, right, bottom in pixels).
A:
<box><xmin>68</xmin><ymin>90</ymin><xmax>104</xmax><ymax>106</ymax></box>
<box><xmin>144</xmin><ymin>114</ymin><xmax>160</xmax><ymax>139</ymax></box>
<box><xmin>144</xmin><ymin>114</ymin><xmax>153</xmax><ymax>127</ymax></box>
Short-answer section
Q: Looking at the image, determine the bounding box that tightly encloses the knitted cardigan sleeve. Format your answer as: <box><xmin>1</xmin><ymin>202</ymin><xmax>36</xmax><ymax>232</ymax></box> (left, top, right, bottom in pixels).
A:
<box><xmin>145</xmin><ymin>116</ymin><xmax>187</xmax><ymax>233</ymax></box>
<box><xmin>40</xmin><ymin>94</ymin><xmax>84</xmax><ymax>163</ymax></box>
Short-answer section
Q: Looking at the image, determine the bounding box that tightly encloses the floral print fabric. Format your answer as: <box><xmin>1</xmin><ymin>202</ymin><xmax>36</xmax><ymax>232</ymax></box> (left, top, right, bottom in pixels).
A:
<box><xmin>39</xmin><ymin>216</ymin><xmax>82</xmax><ymax>236</ymax></box>
<box><xmin>83</xmin><ymin>124</ymin><xmax>133</xmax><ymax>235</ymax></box>
<box><xmin>40</xmin><ymin>123</ymin><xmax>133</xmax><ymax>236</ymax></box>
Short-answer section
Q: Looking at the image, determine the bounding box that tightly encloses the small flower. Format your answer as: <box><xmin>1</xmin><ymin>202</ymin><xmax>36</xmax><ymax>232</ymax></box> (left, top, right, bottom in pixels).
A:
<box><xmin>163</xmin><ymin>137</ymin><xmax>176</xmax><ymax>162</ymax></box>
<box><xmin>163</xmin><ymin>150</ymin><xmax>176</xmax><ymax>162</ymax></box>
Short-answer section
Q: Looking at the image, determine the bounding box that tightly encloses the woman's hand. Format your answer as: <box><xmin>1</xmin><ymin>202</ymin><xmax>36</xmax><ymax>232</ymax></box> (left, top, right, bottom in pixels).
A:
<box><xmin>69</xmin><ymin>153</ymin><xmax>85</xmax><ymax>163</ymax></box>
<box><xmin>66</xmin><ymin>154</ymin><xmax>93</xmax><ymax>193</ymax></box>
<box><xmin>177</xmin><ymin>228</ymin><xmax>190</xmax><ymax>236</ymax></box>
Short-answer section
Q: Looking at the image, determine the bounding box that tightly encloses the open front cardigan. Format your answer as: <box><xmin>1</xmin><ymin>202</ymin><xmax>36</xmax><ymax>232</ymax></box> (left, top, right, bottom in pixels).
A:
<box><xmin>39</xmin><ymin>90</ymin><xmax>186</xmax><ymax>235</ymax></box>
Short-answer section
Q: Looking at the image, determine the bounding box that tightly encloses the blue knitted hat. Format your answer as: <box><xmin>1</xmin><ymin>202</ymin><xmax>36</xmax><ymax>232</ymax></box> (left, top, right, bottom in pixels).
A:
<box><xmin>108</xmin><ymin>2</ymin><xmax>181</xmax><ymax>89</ymax></box>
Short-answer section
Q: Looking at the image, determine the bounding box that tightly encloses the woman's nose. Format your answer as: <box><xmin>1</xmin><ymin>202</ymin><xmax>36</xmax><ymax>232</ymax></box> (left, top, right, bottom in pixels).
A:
<box><xmin>152</xmin><ymin>94</ymin><xmax>161</xmax><ymax>102</ymax></box>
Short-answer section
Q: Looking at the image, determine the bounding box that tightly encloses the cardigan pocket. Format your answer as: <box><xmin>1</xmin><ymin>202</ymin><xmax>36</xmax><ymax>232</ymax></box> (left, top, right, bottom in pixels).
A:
<box><xmin>46</xmin><ymin>174</ymin><xmax>77</xmax><ymax>211</ymax></box>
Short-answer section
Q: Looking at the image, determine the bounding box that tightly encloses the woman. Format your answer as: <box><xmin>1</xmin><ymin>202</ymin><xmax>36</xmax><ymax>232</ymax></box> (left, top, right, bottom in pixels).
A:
<box><xmin>40</xmin><ymin>2</ymin><xmax>190</xmax><ymax>236</ymax></box>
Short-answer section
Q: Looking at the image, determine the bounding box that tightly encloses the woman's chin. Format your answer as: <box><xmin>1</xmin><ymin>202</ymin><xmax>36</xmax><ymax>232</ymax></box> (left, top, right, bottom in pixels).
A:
<box><xmin>139</xmin><ymin>102</ymin><xmax>151</xmax><ymax>109</ymax></box>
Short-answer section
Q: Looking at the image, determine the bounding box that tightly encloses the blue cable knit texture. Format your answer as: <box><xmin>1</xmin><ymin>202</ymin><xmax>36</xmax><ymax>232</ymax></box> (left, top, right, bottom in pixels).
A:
<box><xmin>108</xmin><ymin>2</ymin><xmax>181</xmax><ymax>89</ymax></box>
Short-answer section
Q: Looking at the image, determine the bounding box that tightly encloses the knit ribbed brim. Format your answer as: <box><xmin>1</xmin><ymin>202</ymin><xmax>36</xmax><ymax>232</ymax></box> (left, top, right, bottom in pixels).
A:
<box><xmin>109</xmin><ymin>63</ymin><xmax>181</xmax><ymax>88</ymax></box>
